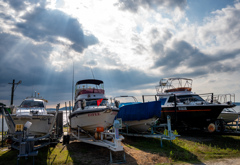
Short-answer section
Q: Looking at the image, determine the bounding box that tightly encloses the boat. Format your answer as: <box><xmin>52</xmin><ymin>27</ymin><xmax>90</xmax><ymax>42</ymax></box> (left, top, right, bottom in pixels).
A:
<box><xmin>152</xmin><ymin>78</ymin><xmax>235</xmax><ymax>131</ymax></box>
<box><xmin>218</xmin><ymin>107</ymin><xmax>240</xmax><ymax>123</ymax></box>
<box><xmin>5</xmin><ymin>96</ymin><xmax>56</xmax><ymax>136</ymax></box>
<box><xmin>69</xmin><ymin>79</ymin><xmax>119</xmax><ymax>134</ymax></box>
<box><xmin>115</xmin><ymin>96</ymin><xmax>161</xmax><ymax>133</ymax></box>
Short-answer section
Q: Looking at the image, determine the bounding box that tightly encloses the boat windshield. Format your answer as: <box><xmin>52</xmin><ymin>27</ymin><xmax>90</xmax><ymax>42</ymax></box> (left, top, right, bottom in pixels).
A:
<box><xmin>86</xmin><ymin>99</ymin><xmax>108</xmax><ymax>106</ymax></box>
<box><xmin>176</xmin><ymin>95</ymin><xmax>205</xmax><ymax>103</ymax></box>
<box><xmin>20</xmin><ymin>100</ymin><xmax>44</xmax><ymax>108</ymax></box>
<box><xmin>222</xmin><ymin>108</ymin><xmax>236</xmax><ymax>113</ymax></box>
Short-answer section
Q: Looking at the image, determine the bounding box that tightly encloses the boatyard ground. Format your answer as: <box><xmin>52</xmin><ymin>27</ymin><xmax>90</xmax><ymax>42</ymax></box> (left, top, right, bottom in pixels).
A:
<box><xmin>0</xmin><ymin>131</ymin><xmax>240</xmax><ymax>165</ymax></box>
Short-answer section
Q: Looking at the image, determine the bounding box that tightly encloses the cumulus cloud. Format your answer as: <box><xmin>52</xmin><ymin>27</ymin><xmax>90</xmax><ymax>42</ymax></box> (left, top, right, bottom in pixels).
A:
<box><xmin>193</xmin><ymin>2</ymin><xmax>240</xmax><ymax>49</ymax></box>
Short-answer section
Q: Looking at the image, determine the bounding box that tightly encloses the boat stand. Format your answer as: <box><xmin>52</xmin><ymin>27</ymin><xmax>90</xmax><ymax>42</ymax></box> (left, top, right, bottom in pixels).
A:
<box><xmin>120</xmin><ymin>116</ymin><xmax>179</xmax><ymax>147</ymax></box>
<box><xmin>3</xmin><ymin>104</ymin><xmax>61</xmax><ymax>164</ymax></box>
<box><xmin>69</xmin><ymin>120</ymin><xmax>126</xmax><ymax>163</ymax></box>
<box><xmin>216</xmin><ymin>115</ymin><xmax>240</xmax><ymax>133</ymax></box>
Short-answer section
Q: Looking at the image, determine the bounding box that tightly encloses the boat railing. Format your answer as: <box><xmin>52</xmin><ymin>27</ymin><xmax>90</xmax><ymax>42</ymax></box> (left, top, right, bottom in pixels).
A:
<box><xmin>156</xmin><ymin>78</ymin><xmax>193</xmax><ymax>94</ymax></box>
<box><xmin>113</xmin><ymin>96</ymin><xmax>139</xmax><ymax>108</ymax></box>
<box><xmin>208</xmin><ymin>93</ymin><xmax>235</xmax><ymax>104</ymax></box>
<box><xmin>142</xmin><ymin>95</ymin><xmax>158</xmax><ymax>103</ymax></box>
<box><xmin>143</xmin><ymin>93</ymin><xmax>214</xmax><ymax>105</ymax></box>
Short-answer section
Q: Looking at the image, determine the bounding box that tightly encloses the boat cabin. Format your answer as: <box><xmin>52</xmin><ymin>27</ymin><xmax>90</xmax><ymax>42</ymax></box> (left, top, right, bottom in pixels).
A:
<box><xmin>75</xmin><ymin>79</ymin><xmax>105</xmax><ymax>99</ymax></box>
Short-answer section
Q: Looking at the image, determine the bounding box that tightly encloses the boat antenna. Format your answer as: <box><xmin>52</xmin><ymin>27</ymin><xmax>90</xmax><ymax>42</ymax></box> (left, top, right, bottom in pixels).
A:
<box><xmin>72</xmin><ymin>60</ymin><xmax>74</xmax><ymax>111</ymax></box>
<box><xmin>90</xmin><ymin>66</ymin><xmax>95</xmax><ymax>79</ymax></box>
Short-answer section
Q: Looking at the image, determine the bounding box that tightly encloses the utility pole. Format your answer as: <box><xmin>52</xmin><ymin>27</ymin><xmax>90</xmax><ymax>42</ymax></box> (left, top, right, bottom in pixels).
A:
<box><xmin>10</xmin><ymin>79</ymin><xmax>15</xmax><ymax>105</ymax></box>
<box><xmin>8</xmin><ymin>79</ymin><xmax>22</xmax><ymax>106</ymax></box>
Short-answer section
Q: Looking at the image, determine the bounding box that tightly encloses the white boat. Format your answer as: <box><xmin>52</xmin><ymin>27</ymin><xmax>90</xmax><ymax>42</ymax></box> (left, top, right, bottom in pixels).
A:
<box><xmin>115</xmin><ymin>96</ymin><xmax>161</xmax><ymax>133</ymax></box>
<box><xmin>5</xmin><ymin>96</ymin><xmax>56</xmax><ymax>136</ymax></box>
<box><xmin>69</xmin><ymin>79</ymin><xmax>119</xmax><ymax>134</ymax></box>
<box><xmin>218</xmin><ymin>107</ymin><xmax>240</xmax><ymax>123</ymax></box>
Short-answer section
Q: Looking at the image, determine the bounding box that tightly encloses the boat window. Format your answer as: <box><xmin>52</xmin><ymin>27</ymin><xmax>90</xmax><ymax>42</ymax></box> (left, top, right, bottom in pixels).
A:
<box><xmin>86</xmin><ymin>99</ymin><xmax>108</xmax><ymax>106</ymax></box>
<box><xmin>167</xmin><ymin>96</ymin><xmax>175</xmax><ymax>103</ymax></box>
<box><xmin>176</xmin><ymin>95</ymin><xmax>204</xmax><ymax>102</ymax></box>
<box><xmin>20</xmin><ymin>100</ymin><xmax>44</xmax><ymax>108</ymax></box>
<box><xmin>73</xmin><ymin>101</ymin><xmax>79</xmax><ymax>111</ymax></box>
<box><xmin>223</xmin><ymin>108</ymin><xmax>234</xmax><ymax>112</ymax></box>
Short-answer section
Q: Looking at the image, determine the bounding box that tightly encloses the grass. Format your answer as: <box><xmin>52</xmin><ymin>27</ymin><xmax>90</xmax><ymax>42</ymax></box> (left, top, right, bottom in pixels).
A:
<box><xmin>0</xmin><ymin>132</ymin><xmax>240</xmax><ymax>164</ymax></box>
<box><xmin>123</xmin><ymin>133</ymin><xmax>240</xmax><ymax>164</ymax></box>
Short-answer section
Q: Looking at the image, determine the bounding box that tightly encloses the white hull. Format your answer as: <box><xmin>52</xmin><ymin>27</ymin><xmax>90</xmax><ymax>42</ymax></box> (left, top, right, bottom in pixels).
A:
<box><xmin>70</xmin><ymin>109</ymin><xmax>118</xmax><ymax>134</ymax></box>
<box><xmin>218</xmin><ymin>113</ymin><xmax>240</xmax><ymax>123</ymax></box>
<box><xmin>122</xmin><ymin>117</ymin><xmax>158</xmax><ymax>132</ymax></box>
<box><xmin>7</xmin><ymin>114</ymin><xmax>55</xmax><ymax>136</ymax></box>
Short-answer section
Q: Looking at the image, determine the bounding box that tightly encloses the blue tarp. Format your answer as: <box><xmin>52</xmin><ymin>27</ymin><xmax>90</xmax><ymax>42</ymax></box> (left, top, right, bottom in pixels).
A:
<box><xmin>119</xmin><ymin>102</ymin><xmax>142</xmax><ymax>108</ymax></box>
<box><xmin>116</xmin><ymin>101</ymin><xmax>161</xmax><ymax>121</ymax></box>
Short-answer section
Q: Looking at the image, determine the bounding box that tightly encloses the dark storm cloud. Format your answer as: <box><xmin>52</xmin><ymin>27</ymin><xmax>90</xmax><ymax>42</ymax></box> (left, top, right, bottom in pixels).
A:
<box><xmin>153</xmin><ymin>39</ymin><xmax>240</xmax><ymax>77</ymax></box>
<box><xmin>0</xmin><ymin>32</ymin><xmax>75</xmax><ymax>89</ymax></box>
<box><xmin>14</xmin><ymin>7</ymin><xmax>98</xmax><ymax>53</ymax></box>
<box><xmin>153</xmin><ymin>40</ymin><xmax>193</xmax><ymax>69</ymax></box>
<box><xmin>118</xmin><ymin>0</ymin><xmax>187</xmax><ymax>12</ymax></box>
<box><xmin>0</xmin><ymin>32</ymin><xmax>51</xmax><ymax>85</ymax></box>
<box><xmin>0</xmin><ymin>33</ymin><xmax>75</xmax><ymax>106</ymax></box>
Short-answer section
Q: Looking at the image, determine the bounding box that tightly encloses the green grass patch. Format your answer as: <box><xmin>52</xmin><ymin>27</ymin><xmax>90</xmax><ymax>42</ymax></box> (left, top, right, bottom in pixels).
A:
<box><xmin>0</xmin><ymin>143</ymin><xmax>73</xmax><ymax>165</ymax></box>
<box><xmin>123</xmin><ymin>134</ymin><xmax>240</xmax><ymax>164</ymax></box>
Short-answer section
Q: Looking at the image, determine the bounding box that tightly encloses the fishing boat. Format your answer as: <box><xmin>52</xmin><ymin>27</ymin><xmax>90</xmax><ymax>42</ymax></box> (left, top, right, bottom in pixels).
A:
<box><xmin>5</xmin><ymin>96</ymin><xmax>56</xmax><ymax>136</ymax></box>
<box><xmin>115</xmin><ymin>96</ymin><xmax>161</xmax><ymax>133</ymax></box>
<box><xmin>153</xmin><ymin>78</ymin><xmax>235</xmax><ymax>131</ymax></box>
<box><xmin>69</xmin><ymin>79</ymin><xmax>119</xmax><ymax>134</ymax></box>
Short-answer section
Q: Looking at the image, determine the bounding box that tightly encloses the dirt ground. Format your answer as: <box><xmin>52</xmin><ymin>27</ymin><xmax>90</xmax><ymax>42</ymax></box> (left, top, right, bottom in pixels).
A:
<box><xmin>65</xmin><ymin>139</ymin><xmax>170</xmax><ymax>165</ymax></box>
<box><xmin>64</xmin><ymin>138</ymin><xmax>240</xmax><ymax>165</ymax></box>
<box><xmin>63</xmin><ymin>132</ymin><xmax>240</xmax><ymax>165</ymax></box>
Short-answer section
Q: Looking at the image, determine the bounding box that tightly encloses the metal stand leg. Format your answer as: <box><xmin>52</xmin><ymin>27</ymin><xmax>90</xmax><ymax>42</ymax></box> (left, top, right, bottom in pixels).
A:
<box><xmin>160</xmin><ymin>138</ymin><xmax>163</xmax><ymax>148</ymax></box>
<box><xmin>123</xmin><ymin>152</ymin><xmax>126</xmax><ymax>162</ymax></box>
<box><xmin>110</xmin><ymin>151</ymin><xmax>112</xmax><ymax>164</ymax></box>
<box><xmin>109</xmin><ymin>150</ymin><xmax>126</xmax><ymax>164</ymax></box>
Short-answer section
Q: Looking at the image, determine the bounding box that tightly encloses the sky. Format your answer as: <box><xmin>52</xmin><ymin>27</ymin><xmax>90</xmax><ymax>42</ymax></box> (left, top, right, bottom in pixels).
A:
<box><xmin>0</xmin><ymin>0</ymin><xmax>240</xmax><ymax>108</ymax></box>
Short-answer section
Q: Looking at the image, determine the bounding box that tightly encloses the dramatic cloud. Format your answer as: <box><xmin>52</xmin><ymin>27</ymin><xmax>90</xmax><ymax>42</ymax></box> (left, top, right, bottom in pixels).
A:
<box><xmin>153</xmin><ymin>39</ymin><xmax>240</xmax><ymax>76</ymax></box>
<box><xmin>1</xmin><ymin>0</ymin><xmax>240</xmax><ymax>106</ymax></box>
<box><xmin>118</xmin><ymin>0</ymin><xmax>187</xmax><ymax>12</ymax></box>
<box><xmin>14</xmin><ymin>7</ymin><xmax>98</xmax><ymax>53</ymax></box>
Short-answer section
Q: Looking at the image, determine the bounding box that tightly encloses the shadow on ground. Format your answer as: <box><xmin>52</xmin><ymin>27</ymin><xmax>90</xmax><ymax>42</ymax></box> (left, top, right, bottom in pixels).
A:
<box><xmin>122</xmin><ymin>136</ymin><xmax>204</xmax><ymax>164</ymax></box>
<box><xmin>180</xmin><ymin>131</ymin><xmax>240</xmax><ymax>151</ymax></box>
<box><xmin>66</xmin><ymin>141</ymin><xmax>136</xmax><ymax>165</ymax></box>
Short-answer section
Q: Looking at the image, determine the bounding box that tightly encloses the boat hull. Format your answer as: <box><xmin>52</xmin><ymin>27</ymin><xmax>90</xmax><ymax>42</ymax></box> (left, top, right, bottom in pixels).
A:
<box><xmin>218</xmin><ymin>113</ymin><xmax>240</xmax><ymax>123</ymax></box>
<box><xmin>116</xmin><ymin>101</ymin><xmax>161</xmax><ymax>133</ymax></box>
<box><xmin>7</xmin><ymin>114</ymin><xmax>55</xmax><ymax>136</ymax></box>
<box><xmin>122</xmin><ymin>117</ymin><xmax>158</xmax><ymax>132</ymax></box>
<box><xmin>160</xmin><ymin>104</ymin><xmax>232</xmax><ymax>128</ymax></box>
<box><xmin>70</xmin><ymin>108</ymin><xmax>118</xmax><ymax>134</ymax></box>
